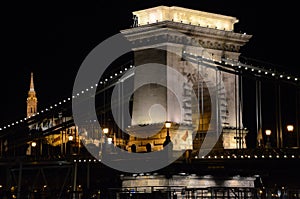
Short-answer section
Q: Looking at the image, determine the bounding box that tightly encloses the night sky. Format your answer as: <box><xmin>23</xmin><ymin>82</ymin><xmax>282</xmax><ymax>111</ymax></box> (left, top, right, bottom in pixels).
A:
<box><xmin>1</xmin><ymin>1</ymin><xmax>299</xmax><ymax>146</ymax></box>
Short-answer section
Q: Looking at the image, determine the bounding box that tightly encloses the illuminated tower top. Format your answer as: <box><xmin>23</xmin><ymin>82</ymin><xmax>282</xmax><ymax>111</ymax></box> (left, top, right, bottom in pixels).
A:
<box><xmin>27</xmin><ymin>72</ymin><xmax>37</xmax><ymax>117</ymax></box>
<box><xmin>29</xmin><ymin>72</ymin><xmax>34</xmax><ymax>91</ymax></box>
<box><xmin>132</xmin><ymin>6</ymin><xmax>238</xmax><ymax>31</ymax></box>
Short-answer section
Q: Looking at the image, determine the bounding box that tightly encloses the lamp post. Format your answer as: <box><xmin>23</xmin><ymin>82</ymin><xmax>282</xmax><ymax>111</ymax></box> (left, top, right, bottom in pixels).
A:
<box><xmin>265</xmin><ymin>129</ymin><xmax>271</xmax><ymax>149</ymax></box>
<box><xmin>68</xmin><ymin>135</ymin><xmax>74</xmax><ymax>155</ymax></box>
<box><xmin>103</xmin><ymin>128</ymin><xmax>109</xmax><ymax>135</ymax></box>
<box><xmin>163</xmin><ymin>122</ymin><xmax>172</xmax><ymax>147</ymax></box>
<box><xmin>102</xmin><ymin>128</ymin><xmax>111</xmax><ymax>154</ymax></box>
<box><xmin>31</xmin><ymin>141</ymin><xmax>37</xmax><ymax>160</ymax></box>
<box><xmin>163</xmin><ymin>121</ymin><xmax>173</xmax><ymax>162</ymax></box>
<box><xmin>103</xmin><ymin>128</ymin><xmax>109</xmax><ymax>145</ymax></box>
<box><xmin>286</xmin><ymin>125</ymin><xmax>294</xmax><ymax>148</ymax></box>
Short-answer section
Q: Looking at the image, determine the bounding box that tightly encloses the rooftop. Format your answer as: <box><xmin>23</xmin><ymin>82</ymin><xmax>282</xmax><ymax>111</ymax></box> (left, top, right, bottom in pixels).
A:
<box><xmin>133</xmin><ymin>6</ymin><xmax>239</xmax><ymax>31</ymax></box>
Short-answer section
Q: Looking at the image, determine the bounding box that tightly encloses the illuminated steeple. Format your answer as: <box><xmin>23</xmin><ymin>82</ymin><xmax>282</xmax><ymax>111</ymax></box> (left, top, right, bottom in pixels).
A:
<box><xmin>27</xmin><ymin>72</ymin><xmax>37</xmax><ymax>117</ymax></box>
<box><xmin>30</xmin><ymin>72</ymin><xmax>34</xmax><ymax>91</ymax></box>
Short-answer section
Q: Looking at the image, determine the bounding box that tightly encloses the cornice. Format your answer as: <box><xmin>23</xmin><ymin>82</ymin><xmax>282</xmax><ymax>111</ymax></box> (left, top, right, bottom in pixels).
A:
<box><xmin>121</xmin><ymin>21</ymin><xmax>252</xmax><ymax>53</ymax></box>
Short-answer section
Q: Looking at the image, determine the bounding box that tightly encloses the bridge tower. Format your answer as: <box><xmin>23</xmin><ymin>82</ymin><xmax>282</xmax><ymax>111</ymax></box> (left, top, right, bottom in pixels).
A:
<box><xmin>27</xmin><ymin>72</ymin><xmax>37</xmax><ymax>118</ymax></box>
<box><xmin>121</xmin><ymin>6</ymin><xmax>252</xmax><ymax>153</ymax></box>
<box><xmin>118</xmin><ymin>6</ymin><xmax>256</xmax><ymax>196</ymax></box>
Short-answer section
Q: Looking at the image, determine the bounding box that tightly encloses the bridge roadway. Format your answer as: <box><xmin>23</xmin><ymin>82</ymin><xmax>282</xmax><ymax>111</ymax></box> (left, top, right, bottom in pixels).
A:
<box><xmin>0</xmin><ymin>137</ymin><xmax>299</xmax><ymax>197</ymax></box>
<box><xmin>0</xmin><ymin>148</ymin><xmax>300</xmax><ymax>197</ymax></box>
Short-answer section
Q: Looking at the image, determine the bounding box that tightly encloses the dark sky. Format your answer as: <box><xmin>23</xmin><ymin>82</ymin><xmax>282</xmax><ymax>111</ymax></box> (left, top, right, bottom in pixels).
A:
<box><xmin>1</xmin><ymin>1</ymin><xmax>299</xmax><ymax>138</ymax></box>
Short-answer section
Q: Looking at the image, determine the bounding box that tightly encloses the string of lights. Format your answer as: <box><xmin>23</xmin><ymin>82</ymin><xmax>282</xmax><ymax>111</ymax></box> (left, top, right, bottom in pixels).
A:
<box><xmin>0</xmin><ymin>64</ymin><xmax>134</xmax><ymax>132</ymax></box>
<box><xmin>0</xmin><ymin>53</ymin><xmax>299</xmax><ymax>132</ymax></box>
<box><xmin>71</xmin><ymin>153</ymin><xmax>300</xmax><ymax>163</ymax></box>
<box><xmin>183</xmin><ymin>51</ymin><xmax>299</xmax><ymax>82</ymax></box>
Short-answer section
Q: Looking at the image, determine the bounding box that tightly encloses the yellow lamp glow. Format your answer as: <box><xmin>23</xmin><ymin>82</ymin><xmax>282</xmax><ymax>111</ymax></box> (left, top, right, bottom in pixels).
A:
<box><xmin>265</xmin><ymin>129</ymin><xmax>271</xmax><ymax>136</ymax></box>
<box><xmin>68</xmin><ymin>135</ymin><xmax>74</xmax><ymax>141</ymax></box>
<box><xmin>287</xmin><ymin>125</ymin><xmax>294</xmax><ymax>132</ymax></box>
<box><xmin>165</xmin><ymin>122</ymin><xmax>171</xmax><ymax>129</ymax></box>
<box><xmin>31</xmin><ymin>141</ymin><xmax>37</xmax><ymax>147</ymax></box>
<box><xmin>103</xmin><ymin>128</ymin><xmax>109</xmax><ymax>134</ymax></box>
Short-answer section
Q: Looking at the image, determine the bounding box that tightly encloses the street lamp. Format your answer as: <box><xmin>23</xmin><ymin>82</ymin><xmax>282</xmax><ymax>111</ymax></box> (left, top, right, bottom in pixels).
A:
<box><xmin>165</xmin><ymin>121</ymin><xmax>172</xmax><ymax>129</ymax></box>
<box><xmin>31</xmin><ymin>141</ymin><xmax>37</xmax><ymax>147</ymax></box>
<box><xmin>31</xmin><ymin>141</ymin><xmax>37</xmax><ymax>159</ymax></box>
<box><xmin>286</xmin><ymin>125</ymin><xmax>295</xmax><ymax>148</ymax></box>
<box><xmin>103</xmin><ymin>128</ymin><xmax>109</xmax><ymax>134</ymax></box>
<box><xmin>102</xmin><ymin>127</ymin><xmax>111</xmax><ymax>154</ymax></box>
<box><xmin>103</xmin><ymin>128</ymin><xmax>109</xmax><ymax>145</ymax></box>
<box><xmin>163</xmin><ymin>121</ymin><xmax>172</xmax><ymax>147</ymax></box>
<box><xmin>67</xmin><ymin>135</ymin><xmax>74</xmax><ymax>155</ymax></box>
<box><xmin>287</xmin><ymin>125</ymin><xmax>294</xmax><ymax>132</ymax></box>
<box><xmin>68</xmin><ymin>135</ymin><xmax>74</xmax><ymax>141</ymax></box>
<box><xmin>265</xmin><ymin>129</ymin><xmax>271</xmax><ymax>149</ymax></box>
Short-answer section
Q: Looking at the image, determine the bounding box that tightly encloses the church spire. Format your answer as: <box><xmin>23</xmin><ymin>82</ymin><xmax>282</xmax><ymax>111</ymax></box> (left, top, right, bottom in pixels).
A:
<box><xmin>30</xmin><ymin>72</ymin><xmax>34</xmax><ymax>91</ymax></box>
<box><xmin>27</xmin><ymin>72</ymin><xmax>37</xmax><ymax>117</ymax></box>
